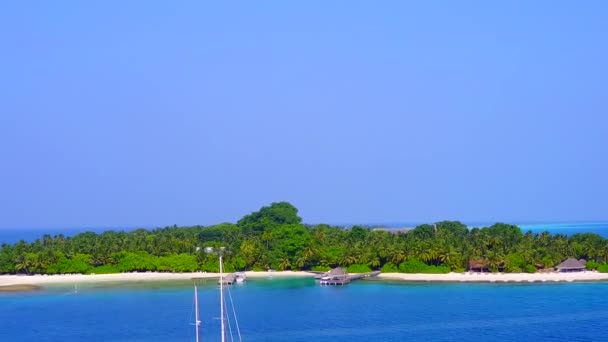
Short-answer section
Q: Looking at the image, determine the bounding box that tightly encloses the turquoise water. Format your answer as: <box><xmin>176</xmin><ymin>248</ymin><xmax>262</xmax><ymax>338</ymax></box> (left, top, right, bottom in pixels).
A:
<box><xmin>521</xmin><ymin>222</ymin><xmax>608</xmax><ymax>237</ymax></box>
<box><xmin>2</xmin><ymin>223</ymin><xmax>607</xmax><ymax>340</ymax></box>
<box><xmin>2</xmin><ymin>278</ymin><xmax>608</xmax><ymax>341</ymax></box>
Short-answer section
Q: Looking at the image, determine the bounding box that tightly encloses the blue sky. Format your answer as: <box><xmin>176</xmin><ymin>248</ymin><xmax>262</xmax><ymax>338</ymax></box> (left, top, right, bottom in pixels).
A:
<box><xmin>1</xmin><ymin>1</ymin><xmax>607</xmax><ymax>229</ymax></box>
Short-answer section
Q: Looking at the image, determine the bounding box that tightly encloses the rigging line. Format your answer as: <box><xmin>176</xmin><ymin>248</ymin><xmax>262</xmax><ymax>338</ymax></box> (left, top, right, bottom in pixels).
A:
<box><xmin>187</xmin><ymin>293</ymin><xmax>195</xmax><ymax>326</ymax></box>
<box><xmin>227</xmin><ymin>285</ymin><xmax>243</xmax><ymax>342</ymax></box>
<box><xmin>188</xmin><ymin>279</ymin><xmax>199</xmax><ymax>326</ymax></box>
<box><xmin>224</xmin><ymin>296</ymin><xmax>235</xmax><ymax>342</ymax></box>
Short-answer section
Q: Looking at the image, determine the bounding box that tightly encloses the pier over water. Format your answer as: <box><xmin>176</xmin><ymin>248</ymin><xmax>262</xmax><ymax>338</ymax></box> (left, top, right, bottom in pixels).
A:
<box><xmin>315</xmin><ymin>267</ymin><xmax>381</xmax><ymax>285</ymax></box>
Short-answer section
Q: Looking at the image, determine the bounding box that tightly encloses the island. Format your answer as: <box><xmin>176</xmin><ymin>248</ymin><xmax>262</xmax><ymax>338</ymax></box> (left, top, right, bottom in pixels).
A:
<box><xmin>2</xmin><ymin>202</ymin><xmax>608</xmax><ymax>288</ymax></box>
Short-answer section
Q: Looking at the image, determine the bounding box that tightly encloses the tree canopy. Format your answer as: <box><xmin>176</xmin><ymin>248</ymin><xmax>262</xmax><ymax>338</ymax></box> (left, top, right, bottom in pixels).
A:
<box><xmin>1</xmin><ymin>202</ymin><xmax>608</xmax><ymax>275</ymax></box>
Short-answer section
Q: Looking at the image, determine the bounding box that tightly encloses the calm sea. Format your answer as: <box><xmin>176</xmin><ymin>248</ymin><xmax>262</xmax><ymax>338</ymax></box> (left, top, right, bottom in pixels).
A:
<box><xmin>1</xmin><ymin>222</ymin><xmax>608</xmax><ymax>341</ymax></box>
<box><xmin>520</xmin><ymin>222</ymin><xmax>608</xmax><ymax>237</ymax></box>
<box><xmin>1</xmin><ymin>278</ymin><xmax>608</xmax><ymax>341</ymax></box>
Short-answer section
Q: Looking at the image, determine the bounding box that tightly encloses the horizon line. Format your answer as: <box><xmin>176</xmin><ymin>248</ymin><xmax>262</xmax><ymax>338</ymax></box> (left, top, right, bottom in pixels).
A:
<box><xmin>1</xmin><ymin>220</ymin><xmax>608</xmax><ymax>231</ymax></box>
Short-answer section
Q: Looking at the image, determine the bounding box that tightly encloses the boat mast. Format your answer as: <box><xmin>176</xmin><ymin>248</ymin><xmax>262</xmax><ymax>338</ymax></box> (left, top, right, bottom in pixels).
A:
<box><xmin>220</xmin><ymin>254</ymin><xmax>226</xmax><ymax>342</ymax></box>
<box><xmin>194</xmin><ymin>284</ymin><xmax>201</xmax><ymax>342</ymax></box>
<box><xmin>205</xmin><ymin>246</ymin><xmax>227</xmax><ymax>342</ymax></box>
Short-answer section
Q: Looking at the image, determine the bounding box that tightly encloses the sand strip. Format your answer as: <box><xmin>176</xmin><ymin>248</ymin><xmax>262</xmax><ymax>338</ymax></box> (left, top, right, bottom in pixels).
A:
<box><xmin>0</xmin><ymin>271</ymin><xmax>315</xmax><ymax>287</ymax></box>
<box><xmin>378</xmin><ymin>271</ymin><xmax>608</xmax><ymax>283</ymax></box>
<box><xmin>3</xmin><ymin>271</ymin><xmax>606</xmax><ymax>288</ymax></box>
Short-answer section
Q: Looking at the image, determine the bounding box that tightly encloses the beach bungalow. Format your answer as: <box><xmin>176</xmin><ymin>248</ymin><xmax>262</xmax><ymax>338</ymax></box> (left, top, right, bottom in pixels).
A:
<box><xmin>468</xmin><ymin>259</ymin><xmax>489</xmax><ymax>273</ymax></box>
<box><xmin>319</xmin><ymin>267</ymin><xmax>350</xmax><ymax>285</ymax></box>
<box><xmin>555</xmin><ymin>258</ymin><xmax>586</xmax><ymax>272</ymax></box>
<box><xmin>328</xmin><ymin>267</ymin><xmax>348</xmax><ymax>279</ymax></box>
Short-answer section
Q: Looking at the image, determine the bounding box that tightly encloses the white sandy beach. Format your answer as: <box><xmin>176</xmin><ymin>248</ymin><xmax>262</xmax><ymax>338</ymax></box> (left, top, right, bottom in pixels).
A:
<box><xmin>3</xmin><ymin>270</ymin><xmax>608</xmax><ymax>289</ymax></box>
<box><xmin>378</xmin><ymin>271</ymin><xmax>608</xmax><ymax>283</ymax></box>
<box><xmin>0</xmin><ymin>271</ymin><xmax>315</xmax><ymax>287</ymax></box>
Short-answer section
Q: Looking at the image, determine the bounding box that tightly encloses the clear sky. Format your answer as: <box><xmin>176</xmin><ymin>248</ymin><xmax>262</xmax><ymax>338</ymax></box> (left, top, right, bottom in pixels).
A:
<box><xmin>1</xmin><ymin>1</ymin><xmax>607</xmax><ymax>229</ymax></box>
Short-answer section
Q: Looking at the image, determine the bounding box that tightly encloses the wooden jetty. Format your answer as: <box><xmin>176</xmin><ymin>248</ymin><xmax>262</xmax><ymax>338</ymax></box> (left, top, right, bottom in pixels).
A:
<box><xmin>316</xmin><ymin>267</ymin><xmax>381</xmax><ymax>286</ymax></box>
<box><xmin>192</xmin><ymin>272</ymin><xmax>246</xmax><ymax>285</ymax></box>
<box><xmin>218</xmin><ymin>272</ymin><xmax>247</xmax><ymax>285</ymax></box>
<box><xmin>219</xmin><ymin>273</ymin><xmax>237</xmax><ymax>285</ymax></box>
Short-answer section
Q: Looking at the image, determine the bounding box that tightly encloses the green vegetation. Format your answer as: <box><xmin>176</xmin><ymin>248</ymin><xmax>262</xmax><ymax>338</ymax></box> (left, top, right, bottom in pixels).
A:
<box><xmin>1</xmin><ymin>202</ymin><xmax>608</xmax><ymax>275</ymax></box>
<box><xmin>380</xmin><ymin>262</ymin><xmax>399</xmax><ymax>273</ymax></box>
<box><xmin>586</xmin><ymin>261</ymin><xmax>600</xmax><ymax>270</ymax></box>
<box><xmin>398</xmin><ymin>259</ymin><xmax>450</xmax><ymax>274</ymax></box>
<box><xmin>585</xmin><ymin>261</ymin><xmax>608</xmax><ymax>272</ymax></box>
<box><xmin>311</xmin><ymin>265</ymin><xmax>331</xmax><ymax>272</ymax></box>
<box><xmin>346</xmin><ymin>264</ymin><xmax>372</xmax><ymax>273</ymax></box>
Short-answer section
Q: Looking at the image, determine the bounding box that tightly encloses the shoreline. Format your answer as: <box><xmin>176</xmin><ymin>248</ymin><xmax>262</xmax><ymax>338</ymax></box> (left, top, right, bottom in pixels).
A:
<box><xmin>377</xmin><ymin>271</ymin><xmax>608</xmax><ymax>283</ymax></box>
<box><xmin>3</xmin><ymin>270</ymin><xmax>608</xmax><ymax>291</ymax></box>
<box><xmin>0</xmin><ymin>271</ymin><xmax>315</xmax><ymax>290</ymax></box>
<box><xmin>0</xmin><ymin>284</ymin><xmax>42</xmax><ymax>292</ymax></box>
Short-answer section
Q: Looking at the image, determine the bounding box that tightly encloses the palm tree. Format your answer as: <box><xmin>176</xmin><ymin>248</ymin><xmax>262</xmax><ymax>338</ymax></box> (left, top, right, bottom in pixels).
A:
<box><xmin>261</xmin><ymin>231</ymin><xmax>273</xmax><ymax>249</ymax></box>
<box><xmin>29</xmin><ymin>254</ymin><xmax>48</xmax><ymax>274</ymax></box>
<box><xmin>368</xmin><ymin>256</ymin><xmax>380</xmax><ymax>269</ymax></box>
<box><xmin>14</xmin><ymin>255</ymin><xmax>31</xmax><ymax>275</ymax></box>
<box><xmin>378</xmin><ymin>245</ymin><xmax>392</xmax><ymax>262</ymax></box>
<box><xmin>303</xmin><ymin>247</ymin><xmax>316</xmax><ymax>261</ymax></box>
<box><xmin>487</xmin><ymin>249</ymin><xmax>504</xmax><ymax>272</ymax></box>
<box><xmin>313</xmin><ymin>230</ymin><xmax>326</xmax><ymax>245</ymax></box>
<box><xmin>600</xmin><ymin>243</ymin><xmax>608</xmax><ymax>263</ymax></box>
<box><xmin>391</xmin><ymin>250</ymin><xmax>407</xmax><ymax>264</ymax></box>
<box><xmin>356</xmin><ymin>252</ymin><xmax>371</xmax><ymax>266</ymax></box>
<box><xmin>277</xmin><ymin>257</ymin><xmax>291</xmax><ymax>271</ymax></box>
<box><xmin>339</xmin><ymin>254</ymin><xmax>357</xmax><ymax>267</ymax></box>
<box><xmin>441</xmin><ymin>246</ymin><xmax>461</xmax><ymax>269</ymax></box>
<box><xmin>295</xmin><ymin>255</ymin><xmax>308</xmax><ymax>269</ymax></box>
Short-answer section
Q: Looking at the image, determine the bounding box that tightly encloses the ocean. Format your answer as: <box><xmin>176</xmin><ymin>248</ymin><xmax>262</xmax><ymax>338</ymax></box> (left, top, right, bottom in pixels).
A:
<box><xmin>2</xmin><ymin>223</ymin><xmax>608</xmax><ymax>341</ymax></box>
<box><xmin>520</xmin><ymin>222</ymin><xmax>608</xmax><ymax>237</ymax></box>
<box><xmin>1</xmin><ymin>278</ymin><xmax>608</xmax><ymax>341</ymax></box>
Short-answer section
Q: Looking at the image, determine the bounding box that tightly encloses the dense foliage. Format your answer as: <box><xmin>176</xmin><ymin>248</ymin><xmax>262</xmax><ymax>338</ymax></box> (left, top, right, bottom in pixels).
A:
<box><xmin>1</xmin><ymin>202</ymin><xmax>608</xmax><ymax>275</ymax></box>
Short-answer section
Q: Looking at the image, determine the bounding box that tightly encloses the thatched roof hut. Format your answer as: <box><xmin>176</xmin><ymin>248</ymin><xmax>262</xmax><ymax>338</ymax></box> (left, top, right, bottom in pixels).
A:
<box><xmin>469</xmin><ymin>259</ymin><xmax>489</xmax><ymax>272</ymax></box>
<box><xmin>555</xmin><ymin>258</ymin><xmax>586</xmax><ymax>272</ymax></box>
<box><xmin>328</xmin><ymin>267</ymin><xmax>348</xmax><ymax>277</ymax></box>
<box><xmin>319</xmin><ymin>267</ymin><xmax>351</xmax><ymax>285</ymax></box>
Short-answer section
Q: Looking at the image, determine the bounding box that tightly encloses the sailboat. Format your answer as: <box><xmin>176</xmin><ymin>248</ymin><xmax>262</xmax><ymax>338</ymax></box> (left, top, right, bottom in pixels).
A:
<box><xmin>194</xmin><ymin>284</ymin><xmax>201</xmax><ymax>342</ymax></box>
<box><xmin>192</xmin><ymin>249</ymin><xmax>242</xmax><ymax>342</ymax></box>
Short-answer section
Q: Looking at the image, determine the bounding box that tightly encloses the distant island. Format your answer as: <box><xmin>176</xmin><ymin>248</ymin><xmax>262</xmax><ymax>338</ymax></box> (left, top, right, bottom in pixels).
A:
<box><xmin>1</xmin><ymin>202</ymin><xmax>607</xmax><ymax>276</ymax></box>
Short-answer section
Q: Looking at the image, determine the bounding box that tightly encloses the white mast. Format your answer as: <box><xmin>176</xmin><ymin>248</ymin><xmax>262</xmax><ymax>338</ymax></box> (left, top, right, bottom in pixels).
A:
<box><xmin>205</xmin><ymin>246</ymin><xmax>228</xmax><ymax>342</ymax></box>
<box><xmin>194</xmin><ymin>285</ymin><xmax>201</xmax><ymax>342</ymax></box>
<box><xmin>220</xmin><ymin>254</ymin><xmax>226</xmax><ymax>342</ymax></box>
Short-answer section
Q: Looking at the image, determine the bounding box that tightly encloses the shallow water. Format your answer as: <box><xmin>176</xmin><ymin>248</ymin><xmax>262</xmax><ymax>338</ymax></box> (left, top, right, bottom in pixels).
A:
<box><xmin>521</xmin><ymin>222</ymin><xmax>608</xmax><ymax>237</ymax></box>
<box><xmin>1</xmin><ymin>278</ymin><xmax>608</xmax><ymax>341</ymax></box>
<box><xmin>2</xmin><ymin>223</ymin><xmax>607</xmax><ymax>341</ymax></box>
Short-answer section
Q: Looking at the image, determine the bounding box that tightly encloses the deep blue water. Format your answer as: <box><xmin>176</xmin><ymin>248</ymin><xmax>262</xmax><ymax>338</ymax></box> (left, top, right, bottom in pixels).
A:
<box><xmin>1</xmin><ymin>278</ymin><xmax>608</xmax><ymax>341</ymax></box>
<box><xmin>3</xmin><ymin>223</ymin><xmax>607</xmax><ymax>341</ymax></box>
